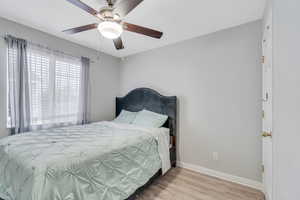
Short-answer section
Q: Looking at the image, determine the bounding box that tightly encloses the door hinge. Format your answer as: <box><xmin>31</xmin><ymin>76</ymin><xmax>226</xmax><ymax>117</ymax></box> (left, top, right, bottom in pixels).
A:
<box><xmin>262</xmin><ymin>165</ymin><xmax>265</xmax><ymax>173</ymax></box>
<box><xmin>262</xmin><ymin>110</ymin><xmax>265</xmax><ymax>119</ymax></box>
<box><xmin>262</xmin><ymin>56</ymin><xmax>265</xmax><ymax>64</ymax></box>
<box><xmin>262</xmin><ymin>131</ymin><xmax>272</xmax><ymax>138</ymax></box>
<box><xmin>263</xmin><ymin>93</ymin><xmax>269</xmax><ymax>102</ymax></box>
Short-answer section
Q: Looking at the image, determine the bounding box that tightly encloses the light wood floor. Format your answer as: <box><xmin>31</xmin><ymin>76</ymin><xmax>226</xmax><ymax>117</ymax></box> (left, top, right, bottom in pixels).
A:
<box><xmin>136</xmin><ymin>167</ymin><xmax>264</xmax><ymax>200</ymax></box>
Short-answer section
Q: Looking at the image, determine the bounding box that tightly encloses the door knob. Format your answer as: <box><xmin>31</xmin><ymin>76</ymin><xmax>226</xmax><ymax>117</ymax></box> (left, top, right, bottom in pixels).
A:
<box><xmin>262</xmin><ymin>132</ymin><xmax>272</xmax><ymax>138</ymax></box>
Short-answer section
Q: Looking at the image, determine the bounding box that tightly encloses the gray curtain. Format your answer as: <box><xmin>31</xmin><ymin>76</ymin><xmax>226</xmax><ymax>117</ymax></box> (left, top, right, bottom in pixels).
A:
<box><xmin>80</xmin><ymin>57</ymin><xmax>90</xmax><ymax>124</ymax></box>
<box><xmin>5</xmin><ymin>35</ymin><xmax>31</xmax><ymax>134</ymax></box>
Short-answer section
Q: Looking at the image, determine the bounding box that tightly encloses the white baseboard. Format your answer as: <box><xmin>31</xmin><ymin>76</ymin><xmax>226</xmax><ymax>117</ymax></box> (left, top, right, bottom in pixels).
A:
<box><xmin>177</xmin><ymin>161</ymin><xmax>264</xmax><ymax>191</ymax></box>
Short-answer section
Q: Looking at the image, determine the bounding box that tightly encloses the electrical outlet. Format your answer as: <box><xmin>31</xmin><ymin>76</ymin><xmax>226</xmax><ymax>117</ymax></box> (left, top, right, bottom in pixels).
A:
<box><xmin>212</xmin><ymin>152</ymin><xmax>219</xmax><ymax>161</ymax></box>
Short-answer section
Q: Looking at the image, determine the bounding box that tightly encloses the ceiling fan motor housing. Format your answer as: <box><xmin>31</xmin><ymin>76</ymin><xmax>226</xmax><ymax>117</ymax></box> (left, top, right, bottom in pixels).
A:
<box><xmin>99</xmin><ymin>7</ymin><xmax>121</xmax><ymax>22</ymax></box>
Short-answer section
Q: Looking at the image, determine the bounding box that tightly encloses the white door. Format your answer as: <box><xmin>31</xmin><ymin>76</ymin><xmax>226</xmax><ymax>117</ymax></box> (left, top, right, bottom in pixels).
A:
<box><xmin>262</xmin><ymin>10</ymin><xmax>273</xmax><ymax>200</ymax></box>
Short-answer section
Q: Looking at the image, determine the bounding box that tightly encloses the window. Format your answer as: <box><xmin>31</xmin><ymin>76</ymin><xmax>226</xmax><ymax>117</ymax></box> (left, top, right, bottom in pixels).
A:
<box><xmin>53</xmin><ymin>60</ymin><xmax>81</xmax><ymax>124</ymax></box>
<box><xmin>27</xmin><ymin>50</ymin><xmax>51</xmax><ymax>125</ymax></box>
<box><xmin>7</xmin><ymin>45</ymin><xmax>83</xmax><ymax>128</ymax></box>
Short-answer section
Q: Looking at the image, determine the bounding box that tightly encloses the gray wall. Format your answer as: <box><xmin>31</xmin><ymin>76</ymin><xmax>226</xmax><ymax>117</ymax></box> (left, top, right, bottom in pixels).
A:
<box><xmin>120</xmin><ymin>21</ymin><xmax>262</xmax><ymax>181</ymax></box>
<box><xmin>273</xmin><ymin>0</ymin><xmax>300</xmax><ymax>199</ymax></box>
<box><xmin>0</xmin><ymin>17</ymin><xmax>120</xmax><ymax>138</ymax></box>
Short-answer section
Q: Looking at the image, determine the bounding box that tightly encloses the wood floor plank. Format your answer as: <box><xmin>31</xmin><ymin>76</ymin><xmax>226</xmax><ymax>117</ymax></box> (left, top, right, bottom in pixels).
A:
<box><xmin>136</xmin><ymin>168</ymin><xmax>265</xmax><ymax>200</ymax></box>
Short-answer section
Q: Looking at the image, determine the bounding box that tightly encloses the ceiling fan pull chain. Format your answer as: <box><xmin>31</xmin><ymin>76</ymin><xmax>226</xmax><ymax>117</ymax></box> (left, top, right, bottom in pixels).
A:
<box><xmin>107</xmin><ymin>0</ymin><xmax>113</xmax><ymax>7</ymax></box>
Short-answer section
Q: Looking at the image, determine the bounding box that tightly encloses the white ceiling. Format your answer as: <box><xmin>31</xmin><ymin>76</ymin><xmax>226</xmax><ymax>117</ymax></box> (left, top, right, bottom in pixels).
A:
<box><xmin>0</xmin><ymin>0</ymin><xmax>266</xmax><ymax>58</ymax></box>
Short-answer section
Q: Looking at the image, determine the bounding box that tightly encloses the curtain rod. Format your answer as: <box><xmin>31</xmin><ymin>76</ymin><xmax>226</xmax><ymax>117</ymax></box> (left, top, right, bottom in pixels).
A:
<box><xmin>1</xmin><ymin>34</ymin><xmax>97</xmax><ymax>64</ymax></box>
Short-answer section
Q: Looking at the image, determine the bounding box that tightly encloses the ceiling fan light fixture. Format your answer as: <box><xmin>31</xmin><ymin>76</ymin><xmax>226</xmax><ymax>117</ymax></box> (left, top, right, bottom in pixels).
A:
<box><xmin>98</xmin><ymin>21</ymin><xmax>123</xmax><ymax>39</ymax></box>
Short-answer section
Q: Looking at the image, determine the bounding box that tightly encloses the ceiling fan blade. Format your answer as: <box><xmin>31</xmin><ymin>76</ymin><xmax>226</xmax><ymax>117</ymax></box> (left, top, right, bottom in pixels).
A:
<box><xmin>123</xmin><ymin>22</ymin><xmax>163</xmax><ymax>39</ymax></box>
<box><xmin>113</xmin><ymin>37</ymin><xmax>124</xmax><ymax>50</ymax></box>
<box><xmin>63</xmin><ymin>23</ymin><xmax>98</xmax><ymax>34</ymax></box>
<box><xmin>114</xmin><ymin>0</ymin><xmax>143</xmax><ymax>17</ymax></box>
<box><xmin>66</xmin><ymin>0</ymin><xmax>99</xmax><ymax>17</ymax></box>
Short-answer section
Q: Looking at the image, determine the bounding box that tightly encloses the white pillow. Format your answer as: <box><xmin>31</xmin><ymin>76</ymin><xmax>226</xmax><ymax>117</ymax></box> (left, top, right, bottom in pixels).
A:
<box><xmin>132</xmin><ymin>109</ymin><xmax>168</xmax><ymax>128</ymax></box>
<box><xmin>114</xmin><ymin>110</ymin><xmax>137</xmax><ymax>124</ymax></box>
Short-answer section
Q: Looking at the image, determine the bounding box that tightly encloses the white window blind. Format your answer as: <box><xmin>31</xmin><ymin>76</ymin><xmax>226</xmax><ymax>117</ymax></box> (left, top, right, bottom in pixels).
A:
<box><xmin>7</xmin><ymin>44</ymin><xmax>83</xmax><ymax>129</ymax></box>
<box><xmin>54</xmin><ymin>60</ymin><xmax>81</xmax><ymax>124</ymax></box>
<box><xmin>27</xmin><ymin>51</ymin><xmax>51</xmax><ymax>125</ymax></box>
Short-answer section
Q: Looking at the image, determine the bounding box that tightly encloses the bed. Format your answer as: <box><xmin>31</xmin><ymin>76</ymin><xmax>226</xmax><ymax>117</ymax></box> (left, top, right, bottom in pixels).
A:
<box><xmin>0</xmin><ymin>88</ymin><xmax>177</xmax><ymax>200</ymax></box>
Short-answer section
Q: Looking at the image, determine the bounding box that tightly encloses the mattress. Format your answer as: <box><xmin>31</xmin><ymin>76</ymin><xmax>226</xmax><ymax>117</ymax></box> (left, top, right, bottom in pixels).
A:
<box><xmin>0</xmin><ymin>121</ymin><xmax>170</xmax><ymax>200</ymax></box>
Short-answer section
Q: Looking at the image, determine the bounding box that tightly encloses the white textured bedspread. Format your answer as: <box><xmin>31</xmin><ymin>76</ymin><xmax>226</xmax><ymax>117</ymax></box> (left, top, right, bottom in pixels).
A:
<box><xmin>0</xmin><ymin>121</ymin><xmax>170</xmax><ymax>200</ymax></box>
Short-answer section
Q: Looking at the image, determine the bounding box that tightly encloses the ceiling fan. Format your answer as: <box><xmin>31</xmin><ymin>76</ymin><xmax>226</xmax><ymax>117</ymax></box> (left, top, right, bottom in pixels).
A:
<box><xmin>63</xmin><ymin>0</ymin><xmax>163</xmax><ymax>50</ymax></box>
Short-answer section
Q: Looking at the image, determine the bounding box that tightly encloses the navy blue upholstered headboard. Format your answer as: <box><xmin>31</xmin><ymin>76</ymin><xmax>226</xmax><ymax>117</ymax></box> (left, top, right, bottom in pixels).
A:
<box><xmin>116</xmin><ymin>88</ymin><xmax>177</xmax><ymax>136</ymax></box>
